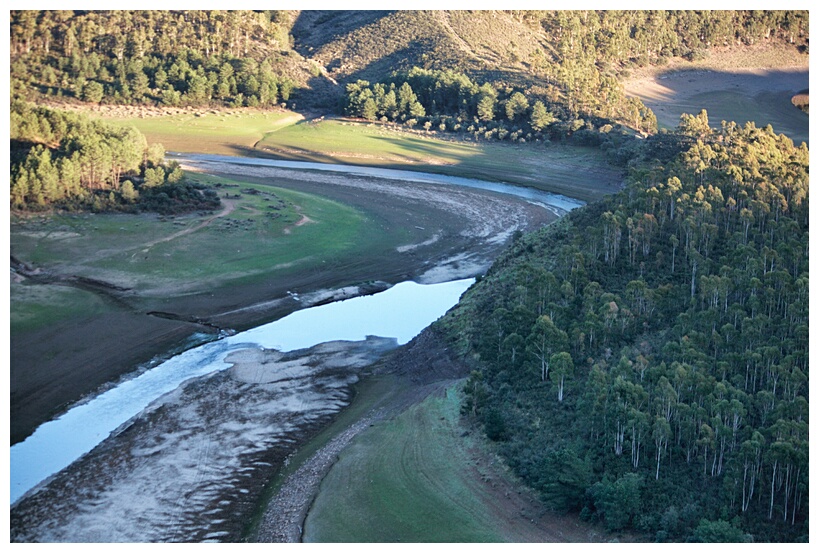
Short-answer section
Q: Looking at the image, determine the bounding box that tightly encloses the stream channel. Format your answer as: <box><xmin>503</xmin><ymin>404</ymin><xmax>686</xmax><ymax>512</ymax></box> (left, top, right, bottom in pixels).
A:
<box><xmin>10</xmin><ymin>159</ymin><xmax>583</xmax><ymax>509</ymax></box>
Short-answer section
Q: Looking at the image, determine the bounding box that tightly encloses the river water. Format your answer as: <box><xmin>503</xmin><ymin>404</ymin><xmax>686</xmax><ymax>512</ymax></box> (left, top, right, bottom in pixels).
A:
<box><xmin>11</xmin><ymin>156</ymin><xmax>586</xmax><ymax>507</ymax></box>
<box><xmin>172</xmin><ymin>153</ymin><xmax>587</xmax><ymax>214</ymax></box>
<box><xmin>10</xmin><ymin>279</ymin><xmax>474</xmax><ymax>505</ymax></box>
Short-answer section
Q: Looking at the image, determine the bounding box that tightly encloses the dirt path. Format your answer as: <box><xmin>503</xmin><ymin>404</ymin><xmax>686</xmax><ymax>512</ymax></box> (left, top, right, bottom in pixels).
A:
<box><xmin>140</xmin><ymin>199</ymin><xmax>237</xmax><ymax>251</ymax></box>
<box><xmin>282</xmin><ymin>207</ymin><xmax>314</xmax><ymax>235</ymax></box>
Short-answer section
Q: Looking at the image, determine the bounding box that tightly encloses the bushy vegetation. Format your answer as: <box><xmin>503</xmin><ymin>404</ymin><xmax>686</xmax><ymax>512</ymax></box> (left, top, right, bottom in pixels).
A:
<box><xmin>791</xmin><ymin>92</ymin><xmax>809</xmax><ymax>114</ymax></box>
<box><xmin>10</xmin><ymin>101</ymin><xmax>218</xmax><ymax>213</ymax></box>
<box><xmin>440</xmin><ymin>112</ymin><xmax>809</xmax><ymax>542</ymax></box>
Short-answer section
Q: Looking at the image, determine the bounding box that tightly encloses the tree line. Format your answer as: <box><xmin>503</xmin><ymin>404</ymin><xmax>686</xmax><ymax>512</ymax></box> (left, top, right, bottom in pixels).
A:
<box><xmin>10</xmin><ymin>101</ymin><xmax>218</xmax><ymax>214</ymax></box>
<box><xmin>343</xmin><ymin>66</ymin><xmax>656</xmax><ymax>144</ymax></box>
<box><xmin>525</xmin><ymin>10</ymin><xmax>808</xmax><ymax>71</ymax></box>
<box><xmin>439</xmin><ymin>112</ymin><xmax>808</xmax><ymax>542</ymax></box>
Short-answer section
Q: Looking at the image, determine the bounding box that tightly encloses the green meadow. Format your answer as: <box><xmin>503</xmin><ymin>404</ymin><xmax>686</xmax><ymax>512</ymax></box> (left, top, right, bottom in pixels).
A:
<box><xmin>113</xmin><ymin>111</ymin><xmax>622</xmax><ymax>203</ymax></box>
<box><xmin>10</xmin><ymin>174</ymin><xmax>385</xmax><ymax>327</ymax></box>
<box><xmin>109</xmin><ymin>110</ymin><xmax>301</xmax><ymax>156</ymax></box>
<box><xmin>10</xmin><ymin>282</ymin><xmax>114</xmax><ymax>334</ymax></box>
<box><xmin>302</xmin><ymin>384</ymin><xmax>506</xmax><ymax>543</ymax></box>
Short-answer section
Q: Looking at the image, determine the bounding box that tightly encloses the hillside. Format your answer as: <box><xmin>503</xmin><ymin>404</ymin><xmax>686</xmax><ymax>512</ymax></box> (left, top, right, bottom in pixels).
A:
<box><xmin>11</xmin><ymin>10</ymin><xmax>808</xmax><ymax>114</ymax></box>
<box><xmin>290</xmin><ymin>10</ymin><xmax>549</xmax><ymax>85</ymax></box>
<box><xmin>436</xmin><ymin>112</ymin><xmax>809</xmax><ymax>542</ymax></box>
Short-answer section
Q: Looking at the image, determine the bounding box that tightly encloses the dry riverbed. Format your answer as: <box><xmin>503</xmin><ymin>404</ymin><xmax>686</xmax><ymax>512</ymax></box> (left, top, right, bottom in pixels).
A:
<box><xmin>10</xmin><ymin>337</ymin><xmax>398</xmax><ymax>542</ymax></box>
<box><xmin>11</xmin><ymin>161</ymin><xmax>558</xmax><ymax>445</ymax></box>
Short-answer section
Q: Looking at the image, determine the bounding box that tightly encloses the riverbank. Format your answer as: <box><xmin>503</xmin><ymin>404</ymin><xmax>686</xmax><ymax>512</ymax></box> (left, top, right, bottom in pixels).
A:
<box><xmin>10</xmin><ymin>163</ymin><xmax>559</xmax><ymax>445</ymax></box>
<box><xmin>254</xmin><ymin>327</ymin><xmax>612</xmax><ymax>543</ymax></box>
<box><xmin>10</xmin><ymin>337</ymin><xmax>400</xmax><ymax>541</ymax></box>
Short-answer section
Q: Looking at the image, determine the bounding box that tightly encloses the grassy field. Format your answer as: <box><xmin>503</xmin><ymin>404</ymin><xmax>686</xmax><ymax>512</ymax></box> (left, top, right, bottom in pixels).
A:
<box><xmin>243</xmin><ymin>373</ymin><xmax>403</xmax><ymax>539</ymax></box>
<box><xmin>109</xmin><ymin>111</ymin><xmax>623</xmax><ymax>203</ymax></box>
<box><xmin>108</xmin><ymin>109</ymin><xmax>301</xmax><ymax>156</ymax></box>
<box><xmin>302</xmin><ymin>383</ymin><xmax>506</xmax><ymax>542</ymax></box>
<box><xmin>255</xmin><ymin>118</ymin><xmax>623</xmax><ymax>201</ymax></box>
<box><xmin>10</xmin><ymin>282</ymin><xmax>113</xmax><ymax>334</ymax></box>
<box><xmin>11</xmin><ymin>175</ymin><xmax>375</xmax><ymax>302</ymax></box>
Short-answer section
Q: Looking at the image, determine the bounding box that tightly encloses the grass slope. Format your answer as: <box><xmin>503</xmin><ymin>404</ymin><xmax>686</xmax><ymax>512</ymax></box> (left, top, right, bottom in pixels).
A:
<box><xmin>10</xmin><ymin>174</ymin><xmax>371</xmax><ymax>324</ymax></box>
<box><xmin>290</xmin><ymin>10</ymin><xmax>549</xmax><ymax>87</ymax></box>
<box><xmin>10</xmin><ymin>282</ymin><xmax>112</xmax><ymax>334</ymax></box>
<box><xmin>254</xmin><ymin>118</ymin><xmax>623</xmax><ymax>202</ymax></box>
<box><xmin>303</xmin><ymin>384</ymin><xmax>505</xmax><ymax>542</ymax></box>
<box><xmin>107</xmin><ymin>109</ymin><xmax>301</xmax><ymax>156</ymax></box>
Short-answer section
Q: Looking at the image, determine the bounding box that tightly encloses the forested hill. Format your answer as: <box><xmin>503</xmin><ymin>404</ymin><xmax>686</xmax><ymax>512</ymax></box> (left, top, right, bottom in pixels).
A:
<box><xmin>11</xmin><ymin>10</ymin><xmax>808</xmax><ymax>115</ymax></box>
<box><xmin>9</xmin><ymin>9</ymin><xmax>809</xmax><ymax>543</ymax></box>
<box><xmin>437</xmin><ymin>113</ymin><xmax>809</xmax><ymax>542</ymax></box>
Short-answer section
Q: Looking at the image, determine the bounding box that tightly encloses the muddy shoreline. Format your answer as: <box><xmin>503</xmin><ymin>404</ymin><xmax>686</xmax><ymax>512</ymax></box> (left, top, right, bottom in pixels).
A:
<box><xmin>10</xmin><ymin>161</ymin><xmax>560</xmax><ymax>542</ymax></box>
<box><xmin>11</xmin><ymin>163</ymin><xmax>556</xmax><ymax>445</ymax></box>
<box><xmin>9</xmin><ymin>327</ymin><xmax>475</xmax><ymax>542</ymax></box>
<box><xmin>10</xmin><ymin>336</ymin><xmax>402</xmax><ymax>541</ymax></box>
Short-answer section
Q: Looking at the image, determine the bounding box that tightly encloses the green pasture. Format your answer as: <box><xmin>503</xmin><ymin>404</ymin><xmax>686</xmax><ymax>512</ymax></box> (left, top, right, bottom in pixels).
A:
<box><xmin>10</xmin><ymin>175</ymin><xmax>396</xmax><ymax>300</ymax></box>
<box><xmin>256</xmin><ymin>118</ymin><xmax>478</xmax><ymax>165</ymax></box>
<box><xmin>255</xmin><ymin>118</ymin><xmax>621</xmax><ymax>202</ymax></box>
<box><xmin>303</xmin><ymin>383</ymin><xmax>507</xmax><ymax>543</ymax></box>
<box><xmin>10</xmin><ymin>282</ymin><xmax>114</xmax><ymax>334</ymax></box>
<box><xmin>652</xmin><ymin>88</ymin><xmax>809</xmax><ymax>145</ymax></box>
<box><xmin>244</xmin><ymin>374</ymin><xmax>402</xmax><ymax>539</ymax></box>
<box><xmin>109</xmin><ymin>110</ymin><xmax>300</xmax><ymax>155</ymax></box>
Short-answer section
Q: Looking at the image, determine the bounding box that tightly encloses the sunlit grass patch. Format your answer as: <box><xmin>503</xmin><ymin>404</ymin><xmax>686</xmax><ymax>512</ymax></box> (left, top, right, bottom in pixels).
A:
<box><xmin>108</xmin><ymin>109</ymin><xmax>300</xmax><ymax>155</ymax></box>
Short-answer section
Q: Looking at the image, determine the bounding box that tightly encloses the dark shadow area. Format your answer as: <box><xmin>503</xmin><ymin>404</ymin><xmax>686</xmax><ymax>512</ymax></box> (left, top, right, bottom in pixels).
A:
<box><xmin>291</xmin><ymin>74</ymin><xmax>344</xmax><ymax>111</ymax></box>
<box><xmin>631</xmin><ymin>67</ymin><xmax>809</xmax><ymax>145</ymax></box>
<box><xmin>291</xmin><ymin>11</ymin><xmax>395</xmax><ymax>58</ymax></box>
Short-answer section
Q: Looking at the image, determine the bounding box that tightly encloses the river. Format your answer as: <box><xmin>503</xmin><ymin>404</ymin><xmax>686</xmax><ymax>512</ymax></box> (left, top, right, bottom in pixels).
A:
<box><xmin>171</xmin><ymin>153</ymin><xmax>587</xmax><ymax>215</ymax></box>
<box><xmin>10</xmin><ymin>157</ymin><xmax>585</xmax><ymax>541</ymax></box>
<box><xmin>10</xmin><ymin>279</ymin><xmax>474</xmax><ymax>505</ymax></box>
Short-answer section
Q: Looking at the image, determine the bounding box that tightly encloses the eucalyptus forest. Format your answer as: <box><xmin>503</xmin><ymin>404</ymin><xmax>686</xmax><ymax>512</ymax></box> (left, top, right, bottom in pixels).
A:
<box><xmin>442</xmin><ymin>112</ymin><xmax>808</xmax><ymax>542</ymax></box>
<box><xmin>9</xmin><ymin>9</ymin><xmax>809</xmax><ymax>543</ymax></box>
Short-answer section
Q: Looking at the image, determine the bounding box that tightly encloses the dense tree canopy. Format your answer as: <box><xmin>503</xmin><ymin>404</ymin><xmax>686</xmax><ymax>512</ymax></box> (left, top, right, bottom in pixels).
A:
<box><xmin>343</xmin><ymin>66</ymin><xmax>654</xmax><ymax>143</ymax></box>
<box><xmin>439</xmin><ymin>113</ymin><xmax>808</xmax><ymax>542</ymax></box>
<box><xmin>10</xmin><ymin>101</ymin><xmax>217</xmax><ymax>213</ymax></box>
<box><xmin>10</xmin><ymin>10</ymin><xmax>295</xmax><ymax>108</ymax></box>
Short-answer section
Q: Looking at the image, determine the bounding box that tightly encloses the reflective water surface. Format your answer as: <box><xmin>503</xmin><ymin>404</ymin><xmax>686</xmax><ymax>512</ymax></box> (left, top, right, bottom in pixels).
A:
<box><xmin>10</xmin><ymin>279</ymin><xmax>474</xmax><ymax>504</ymax></box>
